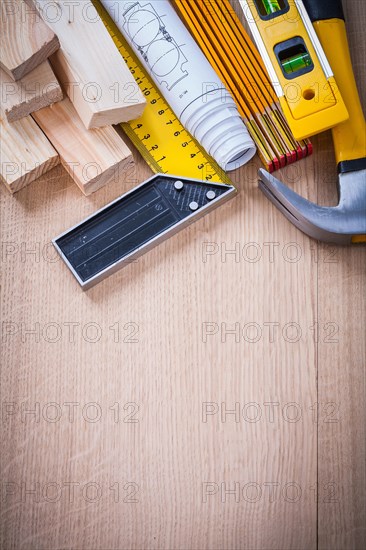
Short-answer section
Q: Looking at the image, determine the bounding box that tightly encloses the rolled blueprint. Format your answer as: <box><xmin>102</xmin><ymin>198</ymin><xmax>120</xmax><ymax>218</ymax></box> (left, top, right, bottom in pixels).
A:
<box><xmin>100</xmin><ymin>0</ymin><xmax>256</xmax><ymax>171</ymax></box>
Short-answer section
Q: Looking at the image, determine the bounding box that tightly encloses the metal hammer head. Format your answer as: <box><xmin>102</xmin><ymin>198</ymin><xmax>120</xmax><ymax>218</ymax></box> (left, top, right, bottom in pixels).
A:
<box><xmin>258</xmin><ymin>166</ymin><xmax>366</xmax><ymax>245</ymax></box>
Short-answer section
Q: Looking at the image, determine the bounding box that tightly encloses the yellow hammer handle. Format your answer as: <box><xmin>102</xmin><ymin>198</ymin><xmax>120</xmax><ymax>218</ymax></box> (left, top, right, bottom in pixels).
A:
<box><xmin>313</xmin><ymin>19</ymin><xmax>366</xmax><ymax>164</ymax></box>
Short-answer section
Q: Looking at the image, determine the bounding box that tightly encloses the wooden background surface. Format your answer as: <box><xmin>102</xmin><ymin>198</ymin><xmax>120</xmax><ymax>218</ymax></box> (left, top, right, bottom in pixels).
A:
<box><xmin>1</xmin><ymin>1</ymin><xmax>365</xmax><ymax>548</ymax></box>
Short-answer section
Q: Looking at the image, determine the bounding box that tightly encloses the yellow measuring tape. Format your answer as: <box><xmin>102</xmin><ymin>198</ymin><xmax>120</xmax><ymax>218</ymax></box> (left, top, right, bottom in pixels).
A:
<box><xmin>93</xmin><ymin>1</ymin><xmax>232</xmax><ymax>185</ymax></box>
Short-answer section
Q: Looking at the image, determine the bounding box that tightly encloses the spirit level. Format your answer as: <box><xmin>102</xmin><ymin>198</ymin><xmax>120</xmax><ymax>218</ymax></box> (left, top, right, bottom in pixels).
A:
<box><xmin>239</xmin><ymin>0</ymin><xmax>349</xmax><ymax>139</ymax></box>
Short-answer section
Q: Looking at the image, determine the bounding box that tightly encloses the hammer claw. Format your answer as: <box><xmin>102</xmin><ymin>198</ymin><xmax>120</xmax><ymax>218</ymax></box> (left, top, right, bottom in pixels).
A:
<box><xmin>258</xmin><ymin>168</ymin><xmax>366</xmax><ymax>245</ymax></box>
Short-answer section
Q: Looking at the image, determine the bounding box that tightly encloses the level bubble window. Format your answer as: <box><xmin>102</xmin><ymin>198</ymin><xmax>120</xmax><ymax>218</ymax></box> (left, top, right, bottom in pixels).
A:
<box><xmin>254</xmin><ymin>0</ymin><xmax>289</xmax><ymax>19</ymax></box>
<box><xmin>274</xmin><ymin>37</ymin><xmax>314</xmax><ymax>80</ymax></box>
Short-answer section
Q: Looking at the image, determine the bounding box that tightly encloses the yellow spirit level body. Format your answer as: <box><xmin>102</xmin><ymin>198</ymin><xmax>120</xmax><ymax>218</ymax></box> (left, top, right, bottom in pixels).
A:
<box><xmin>240</xmin><ymin>0</ymin><xmax>349</xmax><ymax>139</ymax></box>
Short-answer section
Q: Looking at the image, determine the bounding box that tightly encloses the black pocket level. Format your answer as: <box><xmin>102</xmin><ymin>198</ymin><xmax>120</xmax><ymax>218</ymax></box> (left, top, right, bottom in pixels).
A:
<box><xmin>53</xmin><ymin>174</ymin><xmax>236</xmax><ymax>289</ymax></box>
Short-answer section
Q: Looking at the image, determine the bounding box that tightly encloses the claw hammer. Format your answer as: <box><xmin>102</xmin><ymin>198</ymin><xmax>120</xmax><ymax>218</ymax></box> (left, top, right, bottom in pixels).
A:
<box><xmin>258</xmin><ymin>0</ymin><xmax>366</xmax><ymax>244</ymax></box>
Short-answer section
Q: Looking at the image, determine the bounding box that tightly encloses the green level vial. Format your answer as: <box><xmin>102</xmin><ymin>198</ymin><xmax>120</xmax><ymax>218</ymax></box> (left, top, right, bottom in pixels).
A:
<box><xmin>281</xmin><ymin>52</ymin><xmax>312</xmax><ymax>74</ymax></box>
<box><xmin>262</xmin><ymin>0</ymin><xmax>282</xmax><ymax>15</ymax></box>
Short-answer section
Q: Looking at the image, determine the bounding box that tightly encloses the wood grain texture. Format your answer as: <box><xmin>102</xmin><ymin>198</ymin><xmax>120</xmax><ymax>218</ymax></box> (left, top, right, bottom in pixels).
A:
<box><xmin>317</xmin><ymin>0</ymin><xmax>366</xmax><ymax>547</ymax></box>
<box><xmin>1</xmin><ymin>61</ymin><xmax>63</xmax><ymax>122</ymax></box>
<box><xmin>0</xmin><ymin>159</ymin><xmax>318</xmax><ymax>550</ymax></box>
<box><xmin>0</xmin><ymin>1</ymin><xmax>364</xmax><ymax>549</ymax></box>
<box><xmin>29</xmin><ymin>0</ymin><xmax>146</xmax><ymax>129</ymax></box>
<box><xmin>0</xmin><ymin>101</ymin><xmax>59</xmax><ymax>193</ymax></box>
<box><xmin>0</xmin><ymin>0</ymin><xmax>59</xmax><ymax>81</ymax></box>
<box><xmin>33</xmin><ymin>97</ymin><xmax>135</xmax><ymax>195</ymax></box>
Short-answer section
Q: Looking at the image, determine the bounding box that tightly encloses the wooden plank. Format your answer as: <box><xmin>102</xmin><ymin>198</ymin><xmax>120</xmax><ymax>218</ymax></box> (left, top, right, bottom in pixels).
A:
<box><xmin>317</xmin><ymin>0</ymin><xmax>366</xmax><ymax>547</ymax></box>
<box><xmin>33</xmin><ymin>96</ymin><xmax>135</xmax><ymax>195</ymax></box>
<box><xmin>0</xmin><ymin>101</ymin><xmax>59</xmax><ymax>193</ymax></box>
<box><xmin>1</xmin><ymin>2</ymin><xmax>364</xmax><ymax>550</ymax></box>
<box><xmin>0</xmin><ymin>46</ymin><xmax>319</xmax><ymax>550</ymax></box>
<box><xmin>317</xmin><ymin>238</ymin><xmax>366</xmax><ymax>550</ymax></box>
<box><xmin>29</xmin><ymin>0</ymin><xmax>146</xmax><ymax>129</ymax></box>
<box><xmin>1</xmin><ymin>61</ymin><xmax>63</xmax><ymax>122</ymax></box>
<box><xmin>0</xmin><ymin>154</ymin><xmax>319</xmax><ymax>549</ymax></box>
<box><xmin>0</xmin><ymin>0</ymin><xmax>59</xmax><ymax>81</ymax></box>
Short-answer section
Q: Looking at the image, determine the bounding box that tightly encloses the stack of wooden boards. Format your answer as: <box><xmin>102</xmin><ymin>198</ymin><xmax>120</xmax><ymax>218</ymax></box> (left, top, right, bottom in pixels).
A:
<box><xmin>0</xmin><ymin>0</ymin><xmax>146</xmax><ymax>194</ymax></box>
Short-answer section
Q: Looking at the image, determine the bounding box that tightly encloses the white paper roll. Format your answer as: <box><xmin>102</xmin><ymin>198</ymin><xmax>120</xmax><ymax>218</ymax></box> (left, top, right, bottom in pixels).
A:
<box><xmin>100</xmin><ymin>0</ymin><xmax>256</xmax><ymax>171</ymax></box>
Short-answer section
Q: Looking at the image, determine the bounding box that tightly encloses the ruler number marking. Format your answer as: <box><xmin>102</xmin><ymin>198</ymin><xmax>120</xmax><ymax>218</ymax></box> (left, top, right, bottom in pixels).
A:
<box><xmin>96</xmin><ymin>3</ymin><xmax>228</xmax><ymax>183</ymax></box>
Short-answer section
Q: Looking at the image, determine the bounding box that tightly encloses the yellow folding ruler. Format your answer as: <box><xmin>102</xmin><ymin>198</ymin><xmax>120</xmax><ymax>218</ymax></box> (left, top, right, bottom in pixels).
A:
<box><xmin>93</xmin><ymin>0</ymin><xmax>232</xmax><ymax>185</ymax></box>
